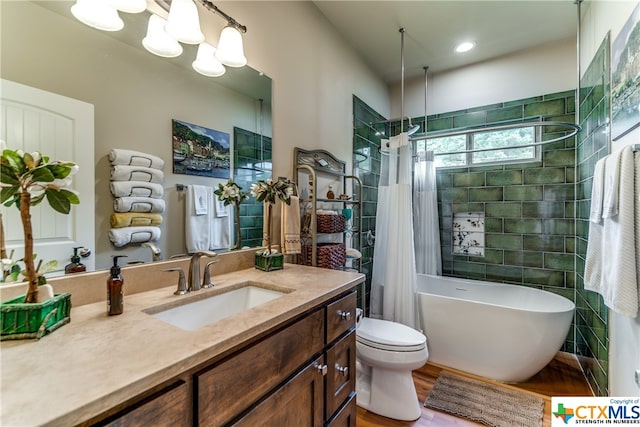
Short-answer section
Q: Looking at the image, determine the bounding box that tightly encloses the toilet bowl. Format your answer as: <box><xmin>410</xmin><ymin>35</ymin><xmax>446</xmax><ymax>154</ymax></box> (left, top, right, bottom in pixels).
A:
<box><xmin>355</xmin><ymin>316</ymin><xmax>428</xmax><ymax>421</ymax></box>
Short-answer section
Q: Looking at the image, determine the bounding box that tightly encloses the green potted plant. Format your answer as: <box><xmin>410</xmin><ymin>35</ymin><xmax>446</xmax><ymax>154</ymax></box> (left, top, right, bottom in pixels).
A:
<box><xmin>214</xmin><ymin>179</ymin><xmax>249</xmax><ymax>251</ymax></box>
<box><xmin>250</xmin><ymin>178</ymin><xmax>291</xmax><ymax>271</ymax></box>
<box><xmin>0</xmin><ymin>147</ymin><xmax>79</xmax><ymax>340</ymax></box>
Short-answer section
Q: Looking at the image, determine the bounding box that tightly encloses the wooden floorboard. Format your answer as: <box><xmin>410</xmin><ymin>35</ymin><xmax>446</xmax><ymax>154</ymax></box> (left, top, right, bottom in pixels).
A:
<box><xmin>356</xmin><ymin>352</ymin><xmax>593</xmax><ymax>427</ymax></box>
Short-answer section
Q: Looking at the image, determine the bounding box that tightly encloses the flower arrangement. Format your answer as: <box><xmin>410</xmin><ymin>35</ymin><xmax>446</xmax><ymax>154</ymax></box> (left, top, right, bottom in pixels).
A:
<box><xmin>0</xmin><ymin>148</ymin><xmax>79</xmax><ymax>303</ymax></box>
<box><xmin>214</xmin><ymin>180</ymin><xmax>249</xmax><ymax>250</ymax></box>
<box><xmin>250</xmin><ymin>178</ymin><xmax>291</xmax><ymax>259</ymax></box>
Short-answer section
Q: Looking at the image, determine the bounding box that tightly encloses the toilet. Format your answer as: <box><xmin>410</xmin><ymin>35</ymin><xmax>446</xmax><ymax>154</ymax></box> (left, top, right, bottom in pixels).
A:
<box><xmin>355</xmin><ymin>314</ymin><xmax>428</xmax><ymax>421</ymax></box>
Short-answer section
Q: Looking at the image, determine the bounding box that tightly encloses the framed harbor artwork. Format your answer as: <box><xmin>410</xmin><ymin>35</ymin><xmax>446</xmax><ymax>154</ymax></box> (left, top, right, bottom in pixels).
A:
<box><xmin>611</xmin><ymin>2</ymin><xmax>640</xmax><ymax>141</ymax></box>
<box><xmin>172</xmin><ymin>119</ymin><xmax>231</xmax><ymax>178</ymax></box>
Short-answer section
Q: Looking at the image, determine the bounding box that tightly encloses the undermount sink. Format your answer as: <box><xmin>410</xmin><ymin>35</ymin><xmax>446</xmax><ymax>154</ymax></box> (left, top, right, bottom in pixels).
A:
<box><xmin>146</xmin><ymin>283</ymin><xmax>292</xmax><ymax>331</ymax></box>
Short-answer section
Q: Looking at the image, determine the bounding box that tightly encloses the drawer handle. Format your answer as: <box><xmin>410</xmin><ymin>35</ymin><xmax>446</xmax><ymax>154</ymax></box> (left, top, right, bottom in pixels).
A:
<box><xmin>338</xmin><ymin>310</ymin><xmax>351</xmax><ymax>321</ymax></box>
<box><xmin>315</xmin><ymin>364</ymin><xmax>328</xmax><ymax>376</ymax></box>
<box><xmin>335</xmin><ymin>364</ymin><xmax>349</xmax><ymax>377</ymax></box>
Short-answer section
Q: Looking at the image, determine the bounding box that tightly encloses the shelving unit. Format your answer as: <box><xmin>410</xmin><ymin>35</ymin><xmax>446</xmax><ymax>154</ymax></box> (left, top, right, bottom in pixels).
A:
<box><xmin>293</xmin><ymin>147</ymin><xmax>363</xmax><ymax>273</ymax></box>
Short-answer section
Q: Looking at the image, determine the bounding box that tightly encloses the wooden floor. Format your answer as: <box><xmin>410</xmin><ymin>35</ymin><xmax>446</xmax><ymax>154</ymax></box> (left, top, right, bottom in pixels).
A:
<box><xmin>356</xmin><ymin>352</ymin><xmax>593</xmax><ymax>427</ymax></box>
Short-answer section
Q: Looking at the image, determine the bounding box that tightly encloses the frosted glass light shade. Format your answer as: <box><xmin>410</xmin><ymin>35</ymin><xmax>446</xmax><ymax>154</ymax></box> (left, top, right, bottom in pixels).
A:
<box><xmin>70</xmin><ymin>0</ymin><xmax>123</xmax><ymax>32</ymax></box>
<box><xmin>105</xmin><ymin>0</ymin><xmax>146</xmax><ymax>13</ymax></box>
<box><xmin>165</xmin><ymin>0</ymin><xmax>204</xmax><ymax>44</ymax></box>
<box><xmin>142</xmin><ymin>15</ymin><xmax>183</xmax><ymax>58</ymax></box>
<box><xmin>192</xmin><ymin>43</ymin><xmax>226</xmax><ymax>77</ymax></box>
<box><xmin>214</xmin><ymin>26</ymin><xmax>247</xmax><ymax>67</ymax></box>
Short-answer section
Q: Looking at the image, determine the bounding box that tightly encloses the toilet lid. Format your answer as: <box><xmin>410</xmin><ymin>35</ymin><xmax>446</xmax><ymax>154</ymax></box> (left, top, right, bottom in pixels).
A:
<box><xmin>356</xmin><ymin>317</ymin><xmax>426</xmax><ymax>351</ymax></box>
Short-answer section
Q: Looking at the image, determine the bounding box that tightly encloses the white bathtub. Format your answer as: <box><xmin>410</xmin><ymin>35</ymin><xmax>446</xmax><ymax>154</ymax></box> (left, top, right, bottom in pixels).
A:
<box><xmin>416</xmin><ymin>274</ymin><xmax>575</xmax><ymax>383</ymax></box>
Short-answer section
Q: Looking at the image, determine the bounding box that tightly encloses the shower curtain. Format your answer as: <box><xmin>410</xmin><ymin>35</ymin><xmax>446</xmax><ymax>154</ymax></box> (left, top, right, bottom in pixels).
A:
<box><xmin>413</xmin><ymin>150</ymin><xmax>441</xmax><ymax>275</ymax></box>
<box><xmin>370</xmin><ymin>133</ymin><xmax>420</xmax><ymax>329</ymax></box>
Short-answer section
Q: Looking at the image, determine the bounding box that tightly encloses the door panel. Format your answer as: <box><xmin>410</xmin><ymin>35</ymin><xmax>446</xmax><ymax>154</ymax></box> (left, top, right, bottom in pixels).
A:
<box><xmin>0</xmin><ymin>79</ymin><xmax>95</xmax><ymax>273</ymax></box>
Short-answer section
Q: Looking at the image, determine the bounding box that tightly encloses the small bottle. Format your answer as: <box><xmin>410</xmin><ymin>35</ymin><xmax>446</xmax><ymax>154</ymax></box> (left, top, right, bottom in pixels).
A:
<box><xmin>326</xmin><ymin>185</ymin><xmax>335</xmax><ymax>200</ymax></box>
<box><xmin>107</xmin><ymin>255</ymin><xmax>127</xmax><ymax>316</ymax></box>
<box><xmin>65</xmin><ymin>246</ymin><xmax>86</xmax><ymax>274</ymax></box>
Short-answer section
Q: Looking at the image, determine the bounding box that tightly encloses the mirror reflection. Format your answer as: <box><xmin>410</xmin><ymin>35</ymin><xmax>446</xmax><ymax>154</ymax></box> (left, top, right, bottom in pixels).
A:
<box><xmin>0</xmin><ymin>1</ymin><xmax>272</xmax><ymax>273</ymax></box>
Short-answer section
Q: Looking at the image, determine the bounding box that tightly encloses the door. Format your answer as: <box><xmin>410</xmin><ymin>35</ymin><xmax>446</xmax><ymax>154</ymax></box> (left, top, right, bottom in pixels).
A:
<box><xmin>0</xmin><ymin>79</ymin><xmax>95</xmax><ymax>274</ymax></box>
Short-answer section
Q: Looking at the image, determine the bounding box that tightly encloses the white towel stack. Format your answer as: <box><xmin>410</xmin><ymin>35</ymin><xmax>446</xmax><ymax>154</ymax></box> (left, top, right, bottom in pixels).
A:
<box><xmin>109</xmin><ymin>149</ymin><xmax>165</xmax><ymax>247</ymax></box>
<box><xmin>585</xmin><ymin>146</ymin><xmax>639</xmax><ymax>317</ymax></box>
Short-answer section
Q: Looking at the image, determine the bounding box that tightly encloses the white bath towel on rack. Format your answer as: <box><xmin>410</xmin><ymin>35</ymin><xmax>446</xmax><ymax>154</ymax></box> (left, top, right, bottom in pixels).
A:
<box><xmin>192</xmin><ymin>185</ymin><xmax>209</xmax><ymax>215</ymax></box>
<box><xmin>589</xmin><ymin>158</ymin><xmax>606</xmax><ymax>223</ymax></box>
<box><xmin>109</xmin><ymin>149</ymin><xmax>165</xmax><ymax>170</ymax></box>
<box><xmin>186</xmin><ymin>185</ymin><xmax>211</xmax><ymax>253</ymax></box>
<box><xmin>114</xmin><ymin>196</ymin><xmax>166</xmax><ymax>213</ymax></box>
<box><xmin>111</xmin><ymin>165</ymin><xmax>164</xmax><ymax>183</ymax></box>
<box><xmin>108</xmin><ymin>226</ymin><xmax>161</xmax><ymax>248</ymax></box>
<box><xmin>211</xmin><ymin>194</ymin><xmax>230</xmax><ymax>249</ymax></box>
<box><xmin>110</xmin><ymin>181</ymin><xmax>164</xmax><ymax>198</ymax></box>
<box><xmin>602</xmin><ymin>151</ymin><xmax>622</xmax><ymax>218</ymax></box>
<box><xmin>585</xmin><ymin>146</ymin><xmax>638</xmax><ymax>317</ymax></box>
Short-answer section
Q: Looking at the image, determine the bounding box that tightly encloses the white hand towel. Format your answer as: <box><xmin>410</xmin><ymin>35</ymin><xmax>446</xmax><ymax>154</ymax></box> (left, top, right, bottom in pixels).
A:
<box><xmin>110</xmin><ymin>181</ymin><xmax>164</xmax><ymax>198</ymax></box>
<box><xmin>602</xmin><ymin>151</ymin><xmax>622</xmax><ymax>218</ymax></box>
<box><xmin>210</xmin><ymin>190</ymin><xmax>230</xmax><ymax>249</ymax></box>
<box><xmin>589</xmin><ymin>158</ymin><xmax>606</xmax><ymax>223</ymax></box>
<box><xmin>109</xmin><ymin>149</ymin><xmax>165</xmax><ymax>170</ymax></box>
<box><xmin>111</xmin><ymin>165</ymin><xmax>164</xmax><ymax>183</ymax></box>
<box><xmin>585</xmin><ymin>146</ymin><xmax>638</xmax><ymax>317</ymax></box>
<box><xmin>192</xmin><ymin>185</ymin><xmax>209</xmax><ymax>215</ymax></box>
<box><xmin>214</xmin><ymin>198</ymin><xmax>229</xmax><ymax>217</ymax></box>
<box><xmin>281</xmin><ymin>196</ymin><xmax>301</xmax><ymax>255</ymax></box>
<box><xmin>114</xmin><ymin>197</ymin><xmax>166</xmax><ymax>213</ymax></box>
<box><xmin>186</xmin><ymin>185</ymin><xmax>211</xmax><ymax>252</ymax></box>
<box><xmin>108</xmin><ymin>226</ymin><xmax>161</xmax><ymax>248</ymax></box>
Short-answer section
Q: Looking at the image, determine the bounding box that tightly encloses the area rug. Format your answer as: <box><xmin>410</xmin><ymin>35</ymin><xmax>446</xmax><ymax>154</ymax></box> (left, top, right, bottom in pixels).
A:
<box><xmin>424</xmin><ymin>371</ymin><xmax>544</xmax><ymax>427</ymax></box>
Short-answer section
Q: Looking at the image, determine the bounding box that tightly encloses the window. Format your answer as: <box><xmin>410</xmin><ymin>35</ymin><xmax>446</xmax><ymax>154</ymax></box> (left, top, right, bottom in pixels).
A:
<box><xmin>415</xmin><ymin>125</ymin><xmax>539</xmax><ymax>168</ymax></box>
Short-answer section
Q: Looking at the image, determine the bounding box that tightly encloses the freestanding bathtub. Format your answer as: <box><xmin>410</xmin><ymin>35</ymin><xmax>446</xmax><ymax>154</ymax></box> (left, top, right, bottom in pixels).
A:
<box><xmin>416</xmin><ymin>274</ymin><xmax>575</xmax><ymax>383</ymax></box>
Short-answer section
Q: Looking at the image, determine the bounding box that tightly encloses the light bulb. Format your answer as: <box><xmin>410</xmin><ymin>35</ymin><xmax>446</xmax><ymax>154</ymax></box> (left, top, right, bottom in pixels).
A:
<box><xmin>70</xmin><ymin>0</ymin><xmax>123</xmax><ymax>32</ymax></box>
<box><xmin>192</xmin><ymin>43</ymin><xmax>226</xmax><ymax>77</ymax></box>
<box><xmin>142</xmin><ymin>15</ymin><xmax>183</xmax><ymax>58</ymax></box>
<box><xmin>165</xmin><ymin>0</ymin><xmax>204</xmax><ymax>44</ymax></box>
<box><xmin>214</xmin><ymin>25</ymin><xmax>247</xmax><ymax>67</ymax></box>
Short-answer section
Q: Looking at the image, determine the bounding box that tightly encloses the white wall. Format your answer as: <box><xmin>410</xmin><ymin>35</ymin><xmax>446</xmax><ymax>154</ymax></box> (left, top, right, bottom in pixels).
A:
<box><xmin>581</xmin><ymin>0</ymin><xmax>640</xmax><ymax>397</ymax></box>
<box><xmin>391</xmin><ymin>37</ymin><xmax>577</xmax><ymax>118</ymax></box>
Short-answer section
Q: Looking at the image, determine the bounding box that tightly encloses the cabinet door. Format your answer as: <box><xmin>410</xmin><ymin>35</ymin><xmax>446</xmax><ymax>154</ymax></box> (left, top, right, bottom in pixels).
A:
<box><xmin>326</xmin><ymin>393</ymin><xmax>356</xmax><ymax>427</ymax></box>
<box><xmin>232</xmin><ymin>355</ymin><xmax>325</xmax><ymax>427</ymax></box>
<box><xmin>197</xmin><ymin>309</ymin><xmax>324</xmax><ymax>426</ymax></box>
<box><xmin>101</xmin><ymin>381</ymin><xmax>190</xmax><ymax>427</ymax></box>
<box><xmin>326</xmin><ymin>291</ymin><xmax>356</xmax><ymax>344</ymax></box>
<box><xmin>325</xmin><ymin>331</ymin><xmax>356</xmax><ymax>419</ymax></box>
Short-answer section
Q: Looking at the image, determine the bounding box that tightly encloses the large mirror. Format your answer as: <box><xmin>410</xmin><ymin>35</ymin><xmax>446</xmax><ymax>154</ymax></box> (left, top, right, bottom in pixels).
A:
<box><xmin>0</xmin><ymin>1</ymin><xmax>272</xmax><ymax>272</ymax></box>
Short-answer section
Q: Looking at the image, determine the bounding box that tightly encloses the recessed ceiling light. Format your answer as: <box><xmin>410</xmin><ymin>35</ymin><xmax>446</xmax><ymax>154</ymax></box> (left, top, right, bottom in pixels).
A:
<box><xmin>455</xmin><ymin>41</ymin><xmax>475</xmax><ymax>53</ymax></box>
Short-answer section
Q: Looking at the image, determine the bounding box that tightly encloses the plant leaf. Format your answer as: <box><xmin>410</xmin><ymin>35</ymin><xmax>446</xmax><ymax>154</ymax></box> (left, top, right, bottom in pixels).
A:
<box><xmin>23</xmin><ymin>152</ymin><xmax>35</xmax><ymax>169</ymax></box>
<box><xmin>0</xmin><ymin>167</ymin><xmax>19</xmax><ymax>185</ymax></box>
<box><xmin>29</xmin><ymin>192</ymin><xmax>45</xmax><ymax>205</ymax></box>
<box><xmin>48</xmin><ymin>164</ymin><xmax>72</xmax><ymax>179</ymax></box>
<box><xmin>30</xmin><ymin>166</ymin><xmax>55</xmax><ymax>183</ymax></box>
<box><xmin>45</xmin><ymin>188</ymin><xmax>71</xmax><ymax>214</ymax></box>
<box><xmin>60</xmin><ymin>189</ymin><xmax>80</xmax><ymax>204</ymax></box>
<box><xmin>2</xmin><ymin>150</ymin><xmax>25</xmax><ymax>173</ymax></box>
<box><xmin>0</xmin><ymin>186</ymin><xmax>18</xmax><ymax>204</ymax></box>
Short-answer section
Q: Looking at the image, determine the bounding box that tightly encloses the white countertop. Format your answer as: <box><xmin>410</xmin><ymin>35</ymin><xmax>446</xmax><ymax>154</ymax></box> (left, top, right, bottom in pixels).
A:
<box><xmin>0</xmin><ymin>264</ymin><xmax>364</xmax><ymax>426</ymax></box>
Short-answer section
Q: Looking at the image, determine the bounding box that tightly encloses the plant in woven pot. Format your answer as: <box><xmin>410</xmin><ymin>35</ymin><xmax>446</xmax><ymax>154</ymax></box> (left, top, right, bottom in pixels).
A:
<box><xmin>214</xmin><ymin>179</ymin><xmax>249</xmax><ymax>251</ymax></box>
<box><xmin>250</xmin><ymin>178</ymin><xmax>291</xmax><ymax>271</ymax></box>
<box><xmin>0</xmin><ymin>147</ymin><xmax>79</xmax><ymax>340</ymax></box>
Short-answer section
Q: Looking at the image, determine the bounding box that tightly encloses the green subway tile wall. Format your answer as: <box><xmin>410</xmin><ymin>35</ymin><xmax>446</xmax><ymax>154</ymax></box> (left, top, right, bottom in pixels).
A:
<box><xmin>575</xmin><ymin>34</ymin><xmax>610</xmax><ymax>396</ymax></box>
<box><xmin>352</xmin><ymin>96</ymin><xmax>387</xmax><ymax>312</ymax></box>
<box><xmin>233</xmin><ymin>127</ymin><xmax>272</xmax><ymax>248</ymax></box>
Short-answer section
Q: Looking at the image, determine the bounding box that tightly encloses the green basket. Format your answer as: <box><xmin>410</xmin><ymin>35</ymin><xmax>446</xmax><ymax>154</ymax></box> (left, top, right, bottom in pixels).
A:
<box><xmin>254</xmin><ymin>252</ymin><xmax>284</xmax><ymax>272</ymax></box>
<box><xmin>0</xmin><ymin>292</ymin><xmax>71</xmax><ymax>341</ymax></box>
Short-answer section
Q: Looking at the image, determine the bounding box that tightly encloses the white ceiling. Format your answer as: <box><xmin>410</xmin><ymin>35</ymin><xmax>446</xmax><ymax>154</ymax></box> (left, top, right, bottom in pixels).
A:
<box><xmin>312</xmin><ymin>1</ymin><xmax>578</xmax><ymax>84</ymax></box>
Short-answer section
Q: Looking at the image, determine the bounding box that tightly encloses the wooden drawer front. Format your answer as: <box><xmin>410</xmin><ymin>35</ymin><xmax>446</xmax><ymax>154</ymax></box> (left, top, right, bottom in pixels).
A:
<box><xmin>325</xmin><ymin>393</ymin><xmax>356</xmax><ymax>427</ymax></box>
<box><xmin>325</xmin><ymin>331</ymin><xmax>356</xmax><ymax>419</ymax></box>
<box><xmin>104</xmin><ymin>381</ymin><xmax>190</xmax><ymax>427</ymax></box>
<box><xmin>232</xmin><ymin>355</ymin><xmax>325</xmax><ymax>427</ymax></box>
<box><xmin>325</xmin><ymin>291</ymin><xmax>356</xmax><ymax>344</ymax></box>
<box><xmin>197</xmin><ymin>309</ymin><xmax>325</xmax><ymax>426</ymax></box>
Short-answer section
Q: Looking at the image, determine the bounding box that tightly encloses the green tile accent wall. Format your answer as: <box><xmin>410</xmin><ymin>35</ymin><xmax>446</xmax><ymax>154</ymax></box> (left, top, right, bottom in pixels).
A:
<box><xmin>352</xmin><ymin>96</ymin><xmax>387</xmax><ymax>312</ymax></box>
<box><xmin>233</xmin><ymin>127</ymin><xmax>272</xmax><ymax>248</ymax></box>
<box><xmin>575</xmin><ymin>34</ymin><xmax>610</xmax><ymax>397</ymax></box>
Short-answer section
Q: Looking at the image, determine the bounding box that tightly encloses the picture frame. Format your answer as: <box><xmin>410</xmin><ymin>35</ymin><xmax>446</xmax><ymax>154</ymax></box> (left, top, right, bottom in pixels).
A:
<box><xmin>172</xmin><ymin>119</ymin><xmax>230</xmax><ymax>178</ymax></box>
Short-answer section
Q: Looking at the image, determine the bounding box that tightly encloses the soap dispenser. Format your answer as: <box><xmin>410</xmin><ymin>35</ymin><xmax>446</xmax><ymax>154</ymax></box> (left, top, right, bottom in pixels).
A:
<box><xmin>107</xmin><ymin>255</ymin><xmax>127</xmax><ymax>316</ymax></box>
<box><xmin>65</xmin><ymin>246</ymin><xmax>86</xmax><ymax>274</ymax></box>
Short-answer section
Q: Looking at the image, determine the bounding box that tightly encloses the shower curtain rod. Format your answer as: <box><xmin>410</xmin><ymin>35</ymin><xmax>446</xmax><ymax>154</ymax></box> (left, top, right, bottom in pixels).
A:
<box><xmin>379</xmin><ymin>120</ymin><xmax>581</xmax><ymax>156</ymax></box>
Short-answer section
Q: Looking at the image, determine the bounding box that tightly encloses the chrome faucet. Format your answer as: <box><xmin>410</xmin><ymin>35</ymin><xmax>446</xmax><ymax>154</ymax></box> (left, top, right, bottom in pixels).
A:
<box><xmin>188</xmin><ymin>251</ymin><xmax>217</xmax><ymax>291</ymax></box>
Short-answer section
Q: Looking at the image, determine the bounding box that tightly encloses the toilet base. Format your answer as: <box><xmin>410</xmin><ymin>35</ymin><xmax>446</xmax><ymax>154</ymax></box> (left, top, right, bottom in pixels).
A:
<box><xmin>356</xmin><ymin>359</ymin><xmax>421</xmax><ymax>421</ymax></box>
